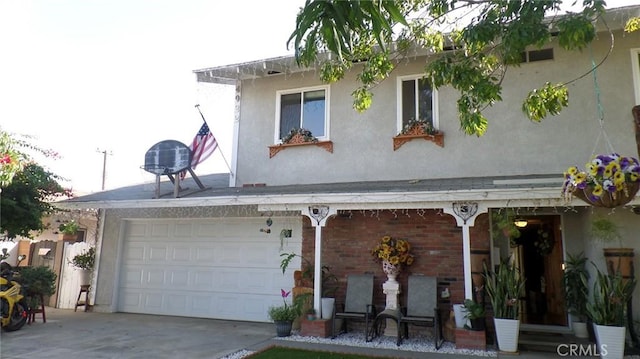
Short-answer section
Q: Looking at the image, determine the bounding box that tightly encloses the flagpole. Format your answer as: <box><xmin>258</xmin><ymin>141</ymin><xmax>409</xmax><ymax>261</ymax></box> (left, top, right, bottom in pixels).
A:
<box><xmin>194</xmin><ymin>104</ymin><xmax>233</xmax><ymax>175</ymax></box>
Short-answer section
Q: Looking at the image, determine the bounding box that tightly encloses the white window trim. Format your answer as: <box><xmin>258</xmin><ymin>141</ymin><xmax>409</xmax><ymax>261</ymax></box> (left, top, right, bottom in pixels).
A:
<box><xmin>274</xmin><ymin>85</ymin><xmax>330</xmax><ymax>144</ymax></box>
<box><xmin>396</xmin><ymin>74</ymin><xmax>439</xmax><ymax>133</ymax></box>
<box><xmin>631</xmin><ymin>48</ymin><xmax>640</xmax><ymax>105</ymax></box>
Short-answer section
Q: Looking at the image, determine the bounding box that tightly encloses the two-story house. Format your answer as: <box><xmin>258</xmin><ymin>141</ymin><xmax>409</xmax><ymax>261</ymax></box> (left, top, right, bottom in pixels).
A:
<box><xmin>64</xmin><ymin>4</ymin><xmax>640</xmax><ymax>340</ymax></box>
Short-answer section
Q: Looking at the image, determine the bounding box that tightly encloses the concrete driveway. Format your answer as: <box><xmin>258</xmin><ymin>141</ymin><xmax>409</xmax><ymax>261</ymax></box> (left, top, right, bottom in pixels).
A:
<box><xmin>0</xmin><ymin>307</ymin><xmax>274</xmax><ymax>359</ymax></box>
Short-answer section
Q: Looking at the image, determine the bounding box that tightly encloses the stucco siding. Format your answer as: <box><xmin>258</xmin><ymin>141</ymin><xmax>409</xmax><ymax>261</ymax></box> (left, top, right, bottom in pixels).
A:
<box><xmin>234</xmin><ymin>29</ymin><xmax>640</xmax><ymax>186</ymax></box>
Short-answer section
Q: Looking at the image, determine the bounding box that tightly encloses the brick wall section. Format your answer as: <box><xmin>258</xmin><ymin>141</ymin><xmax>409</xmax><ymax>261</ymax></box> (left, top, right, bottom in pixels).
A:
<box><xmin>455</xmin><ymin>328</ymin><xmax>487</xmax><ymax>351</ymax></box>
<box><xmin>300</xmin><ymin>319</ymin><xmax>331</xmax><ymax>338</ymax></box>
<box><xmin>301</xmin><ymin>210</ymin><xmax>491</xmax><ymax>314</ymax></box>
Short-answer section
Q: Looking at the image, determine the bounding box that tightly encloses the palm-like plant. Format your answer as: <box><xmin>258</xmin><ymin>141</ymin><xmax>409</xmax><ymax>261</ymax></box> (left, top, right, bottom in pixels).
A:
<box><xmin>587</xmin><ymin>267</ymin><xmax>636</xmax><ymax>326</ymax></box>
<box><xmin>484</xmin><ymin>260</ymin><xmax>525</xmax><ymax>319</ymax></box>
<box><xmin>563</xmin><ymin>252</ymin><xmax>590</xmax><ymax>322</ymax></box>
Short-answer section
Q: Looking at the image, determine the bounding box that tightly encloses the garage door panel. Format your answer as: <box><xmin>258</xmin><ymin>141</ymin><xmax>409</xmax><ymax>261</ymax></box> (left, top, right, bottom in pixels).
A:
<box><xmin>118</xmin><ymin>217</ymin><xmax>301</xmax><ymax>321</ymax></box>
<box><xmin>193</xmin><ymin>270</ymin><xmax>214</xmax><ymax>286</ymax></box>
<box><xmin>146</xmin><ymin>269</ymin><xmax>166</xmax><ymax>285</ymax></box>
<box><xmin>215</xmin><ymin>245</ymin><xmax>242</xmax><ymax>264</ymax></box>
<box><xmin>121</xmin><ymin>292</ymin><xmax>142</xmax><ymax>307</ymax></box>
<box><xmin>151</xmin><ymin>223</ymin><xmax>170</xmax><ymax>237</ymax></box>
<box><xmin>127</xmin><ymin>223</ymin><xmax>148</xmax><ymax>237</ymax></box>
<box><xmin>192</xmin><ymin>295</ymin><xmax>213</xmax><ymax>311</ymax></box>
<box><xmin>124</xmin><ymin>246</ymin><xmax>145</xmax><ymax>262</ymax></box>
<box><xmin>174</xmin><ymin>223</ymin><xmax>193</xmax><ymax>237</ymax></box>
<box><xmin>218</xmin><ymin>270</ymin><xmax>241</xmax><ymax>289</ymax></box>
<box><xmin>167</xmin><ymin>294</ymin><xmax>188</xmax><ymax>312</ymax></box>
<box><xmin>194</xmin><ymin>247</ymin><xmax>215</xmax><ymax>262</ymax></box>
<box><xmin>239</xmin><ymin>271</ymin><xmax>269</xmax><ymax>291</ymax></box>
<box><xmin>171</xmin><ymin>247</ymin><xmax>191</xmax><ymax>261</ymax></box>
<box><xmin>143</xmin><ymin>293</ymin><xmax>163</xmax><ymax>309</ymax></box>
<box><xmin>122</xmin><ymin>267</ymin><xmax>144</xmax><ymax>285</ymax></box>
<box><xmin>168</xmin><ymin>269</ymin><xmax>189</xmax><ymax>286</ymax></box>
<box><xmin>148</xmin><ymin>246</ymin><xmax>168</xmax><ymax>261</ymax></box>
<box><xmin>243</xmin><ymin>298</ymin><xmax>267</xmax><ymax>318</ymax></box>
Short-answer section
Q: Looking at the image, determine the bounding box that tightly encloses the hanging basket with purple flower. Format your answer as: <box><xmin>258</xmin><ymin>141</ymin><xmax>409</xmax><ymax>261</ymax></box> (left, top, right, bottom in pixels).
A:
<box><xmin>562</xmin><ymin>153</ymin><xmax>640</xmax><ymax>208</ymax></box>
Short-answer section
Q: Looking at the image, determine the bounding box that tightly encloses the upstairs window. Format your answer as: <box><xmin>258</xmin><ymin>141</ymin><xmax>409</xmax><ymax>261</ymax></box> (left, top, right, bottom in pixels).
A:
<box><xmin>520</xmin><ymin>48</ymin><xmax>554</xmax><ymax>63</ymax></box>
<box><xmin>397</xmin><ymin>75</ymin><xmax>438</xmax><ymax>131</ymax></box>
<box><xmin>276</xmin><ymin>86</ymin><xmax>329</xmax><ymax>142</ymax></box>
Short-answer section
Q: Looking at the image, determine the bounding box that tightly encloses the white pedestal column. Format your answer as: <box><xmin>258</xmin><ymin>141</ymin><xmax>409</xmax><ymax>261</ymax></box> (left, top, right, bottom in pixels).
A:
<box><xmin>382</xmin><ymin>279</ymin><xmax>400</xmax><ymax>336</ymax></box>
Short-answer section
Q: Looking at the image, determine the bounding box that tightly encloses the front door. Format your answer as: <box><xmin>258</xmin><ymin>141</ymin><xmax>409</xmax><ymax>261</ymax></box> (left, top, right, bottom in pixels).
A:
<box><xmin>515</xmin><ymin>215</ymin><xmax>566</xmax><ymax>326</ymax></box>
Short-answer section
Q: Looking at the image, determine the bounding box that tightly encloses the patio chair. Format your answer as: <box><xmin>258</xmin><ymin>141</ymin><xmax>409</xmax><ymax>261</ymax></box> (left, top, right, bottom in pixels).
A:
<box><xmin>332</xmin><ymin>273</ymin><xmax>376</xmax><ymax>341</ymax></box>
<box><xmin>397</xmin><ymin>275</ymin><xmax>443</xmax><ymax>349</ymax></box>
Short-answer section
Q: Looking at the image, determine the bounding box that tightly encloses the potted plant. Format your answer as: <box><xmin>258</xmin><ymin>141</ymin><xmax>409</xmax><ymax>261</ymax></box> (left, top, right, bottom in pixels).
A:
<box><xmin>590</xmin><ymin>217</ymin><xmax>634</xmax><ymax>278</ymax></box>
<box><xmin>370</xmin><ymin>235</ymin><xmax>415</xmax><ymax>282</ymax></box>
<box><xmin>306</xmin><ymin>308</ymin><xmax>317</xmax><ymax>321</ymax></box>
<box><xmin>491</xmin><ymin>210</ymin><xmax>521</xmax><ymax>246</ymax></box>
<box><xmin>463</xmin><ymin>298</ymin><xmax>486</xmax><ymax>331</ymax></box>
<box><xmin>280</xmin><ymin>252</ymin><xmax>339</xmax><ymax>319</ymax></box>
<box><xmin>15</xmin><ymin>265</ymin><xmax>57</xmax><ymax>313</ymax></box>
<box><xmin>562</xmin><ymin>153</ymin><xmax>640</xmax><ymax>208</ymax></box>
<box><xmin>562</xmin><ymin>252</ymin><xmax>590</xmax><ymax>338</ymax></box>
<box><xmin>483</xmin><ymin>259</ymin><xmax>525</xmax><ymax>353</ymax></box>
<box><xmin>268</xmin><ymin>289</ymin><xmax>303</xmax><ymax>337</ymax></box>
<box><xmin>71</xmin><ymin>247</ymin><xmax>95</xmax><ymax>285</ymax></box>
<box><xmin>58</xmin><ymin>220</ymin><xmax>80</xmax><ymax>240</ymax></box>
<box><xmin>586</xmin><ymin>267</ymin><xmax>636</xmax><ymax>359</ymax></box>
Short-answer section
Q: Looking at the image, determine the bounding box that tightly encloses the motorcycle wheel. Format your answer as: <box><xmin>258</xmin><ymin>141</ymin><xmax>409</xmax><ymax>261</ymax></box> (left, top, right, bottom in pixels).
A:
<box><xmin>4</xmin><ymin>302</ymin><xmax>27</xmax><ymax>332</ymax></box>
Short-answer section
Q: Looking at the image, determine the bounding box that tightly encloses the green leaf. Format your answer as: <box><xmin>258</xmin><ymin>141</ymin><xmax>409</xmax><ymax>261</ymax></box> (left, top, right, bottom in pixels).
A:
<box><xmin>522</xmin><ymin>83</ymin><xmax>568</xmax><ymax>122</ymax></box>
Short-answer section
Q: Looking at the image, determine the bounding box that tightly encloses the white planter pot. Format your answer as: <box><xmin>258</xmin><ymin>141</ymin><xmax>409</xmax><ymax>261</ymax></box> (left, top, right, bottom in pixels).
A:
<box><xmin>572</xmin><ymin>321</ymin><xmax>589</xmax><ymax>339</ymax></box>
<box><xmin>321</xmin><ymin>297</ymin><xmax>335</xmax><ymax>319</ymax></box>
<box><xmin>594</xmin><ymin>324</ymin><xmax>625</xmax><ymax>359</ymax></box>
<box><xmin>453</xmin><ymin>304</ymin><xmax>468</xmax><ymax>328</ymax></box>
<box><xmin>79</xmin><ymin>269</ymin><xmax>91</xmax><ymax>286</ymax></box>
<box><xmin>494</xmin><ymin>318</ymin><xmax>520</xmax><ymax>353</ymax></box>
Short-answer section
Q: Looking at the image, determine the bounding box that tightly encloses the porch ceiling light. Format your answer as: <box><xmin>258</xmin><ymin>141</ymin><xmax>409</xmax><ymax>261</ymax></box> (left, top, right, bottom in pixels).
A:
<box><xmin>513</xmin><ymin>219</ymin><xmax>528</xmax><ymax>228</ymax></box>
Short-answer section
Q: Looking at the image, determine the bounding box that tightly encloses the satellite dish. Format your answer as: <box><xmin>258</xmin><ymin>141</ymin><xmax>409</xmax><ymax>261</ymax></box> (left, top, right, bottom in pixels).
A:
<box><xmin>143</xmin><ymin>140</ymin><xmax>192</xmax><ymax>175</ymax></box>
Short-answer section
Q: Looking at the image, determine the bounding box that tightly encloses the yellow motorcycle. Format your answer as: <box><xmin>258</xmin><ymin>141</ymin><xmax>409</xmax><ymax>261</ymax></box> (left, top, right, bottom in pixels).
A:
<box><xmin>0</xmin><ymin>262</ymin><xmax>28</xmax><ymax>331</ymax></box>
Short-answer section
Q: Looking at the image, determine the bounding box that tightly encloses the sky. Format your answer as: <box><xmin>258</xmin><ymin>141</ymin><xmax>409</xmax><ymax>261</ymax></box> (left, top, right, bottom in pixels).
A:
<box><xmin>0</xmin><ymin>0</ymin><xmax>638</xmax><ymax>194</ymax></box>
<box><xmin>0</xmin><ymin>0</ymin><xmax>305</xmax><ymax>194</ymax></box>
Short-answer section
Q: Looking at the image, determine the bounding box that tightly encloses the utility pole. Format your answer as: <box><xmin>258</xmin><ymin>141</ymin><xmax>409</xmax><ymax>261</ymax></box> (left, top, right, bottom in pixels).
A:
<box><xmin>96</xmin><ymin>149</ymin><xmax>112</xmax><ymax>191</ymax></box>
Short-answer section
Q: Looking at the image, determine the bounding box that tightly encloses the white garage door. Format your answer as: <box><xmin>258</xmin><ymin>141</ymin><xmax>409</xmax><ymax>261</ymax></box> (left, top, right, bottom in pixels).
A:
<box><xmin>117</xmin><ymin>217</ymin><xmax>301</xmax><ymax>322</ymax></box>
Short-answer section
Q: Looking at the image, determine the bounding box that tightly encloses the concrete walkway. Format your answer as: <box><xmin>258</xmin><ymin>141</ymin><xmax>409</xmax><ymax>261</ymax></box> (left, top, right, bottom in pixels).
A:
<box><xmin>0</xmin><ymin>307</ymin><xmax>554</xmax><ymax>359</ymax></box>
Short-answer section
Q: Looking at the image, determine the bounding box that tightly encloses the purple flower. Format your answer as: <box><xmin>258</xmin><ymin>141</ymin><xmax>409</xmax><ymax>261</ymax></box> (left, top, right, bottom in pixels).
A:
<box><xmin>281</xmin><ymin>289</ymin><xmax>291</xmax><ymax>298</ymax></box>
<box><xmin>620</xmin><ymin>157</ymin><xmax>631</xmax><ymax>170</ymax></box>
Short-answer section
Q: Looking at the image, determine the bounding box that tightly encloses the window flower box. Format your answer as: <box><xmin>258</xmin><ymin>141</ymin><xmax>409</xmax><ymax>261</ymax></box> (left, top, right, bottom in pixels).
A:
<box><xmin>393</xmin><ymin>119</ymin><xmax>444</xmax><ymax>150</ymax></box>
<box><xmin>269</xmin><ymin>128</ymin><xmax>333</xmax><ymax>158</ymax></box>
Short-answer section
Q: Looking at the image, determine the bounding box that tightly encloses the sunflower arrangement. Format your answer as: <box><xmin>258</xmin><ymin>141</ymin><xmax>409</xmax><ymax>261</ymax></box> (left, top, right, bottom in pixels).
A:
<box><xmin>371</xmin><ymin>236</ymin><xmax>414</xmax><ymax>266</ymax></box>
<box><xmin>562</xmin><ymin>153</ymin><xmax>640</xmax><ymax>207</ymax></box>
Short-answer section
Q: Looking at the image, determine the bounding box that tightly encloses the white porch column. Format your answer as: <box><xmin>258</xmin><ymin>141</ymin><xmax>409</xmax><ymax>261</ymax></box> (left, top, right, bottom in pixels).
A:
<box><xmin>301</xmin><ymin>205</ymin><xmax>337</xmax><ymax>317</ymax></box>
<box><xmin>461</xmin><ymin>224</ymin><xmax>472</xmax><ymax>299</ymax></box>
<box><xmin>443</xmin><ymin>202</ymin><xmax>486</xmax><ymax>300</ymax></box>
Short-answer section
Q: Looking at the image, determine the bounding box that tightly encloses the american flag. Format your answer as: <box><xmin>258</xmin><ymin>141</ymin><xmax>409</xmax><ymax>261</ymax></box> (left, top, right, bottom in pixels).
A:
<box><xmin>189</xmin><ymin>122</ymin><xmax>218</xmax><ymax>169</ymax></box>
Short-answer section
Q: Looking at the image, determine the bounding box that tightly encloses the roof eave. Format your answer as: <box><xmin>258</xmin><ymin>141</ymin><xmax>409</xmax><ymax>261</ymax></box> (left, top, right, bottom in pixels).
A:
<box><xmin>56</xmin><ymin>186</ymin><xmax>607</xmax><ymax>211</ymax></box>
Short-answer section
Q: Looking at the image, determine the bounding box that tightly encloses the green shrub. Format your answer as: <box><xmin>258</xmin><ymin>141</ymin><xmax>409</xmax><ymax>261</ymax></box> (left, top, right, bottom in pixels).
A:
<box><xmin>71</xmin><ymin>247</ymin><xmax>95</xmax><ymax>270</ymax></box>
<box><xmin>17</xmin><ymin>266</ymin><xmax>57</xmax><ymax>297</ymax></box>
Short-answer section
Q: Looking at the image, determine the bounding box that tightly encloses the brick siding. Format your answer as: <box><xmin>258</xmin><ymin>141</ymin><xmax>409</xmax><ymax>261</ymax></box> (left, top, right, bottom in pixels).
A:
<box><xmin>301</xmin><ymin>210</ymin><xmax>490</xmax><ymax>314</ymax></box>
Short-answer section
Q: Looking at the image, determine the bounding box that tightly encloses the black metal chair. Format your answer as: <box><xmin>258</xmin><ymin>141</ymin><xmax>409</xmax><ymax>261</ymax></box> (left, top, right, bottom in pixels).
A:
<box><xmin>397</xmin><ymin>275</ymin><xmax>443</xmax><ymax>349</ymax></box>
<box><xmin>332</xmin><ymin>273</ymin><xmax>376</xmax><ymax>341</ymax></box>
